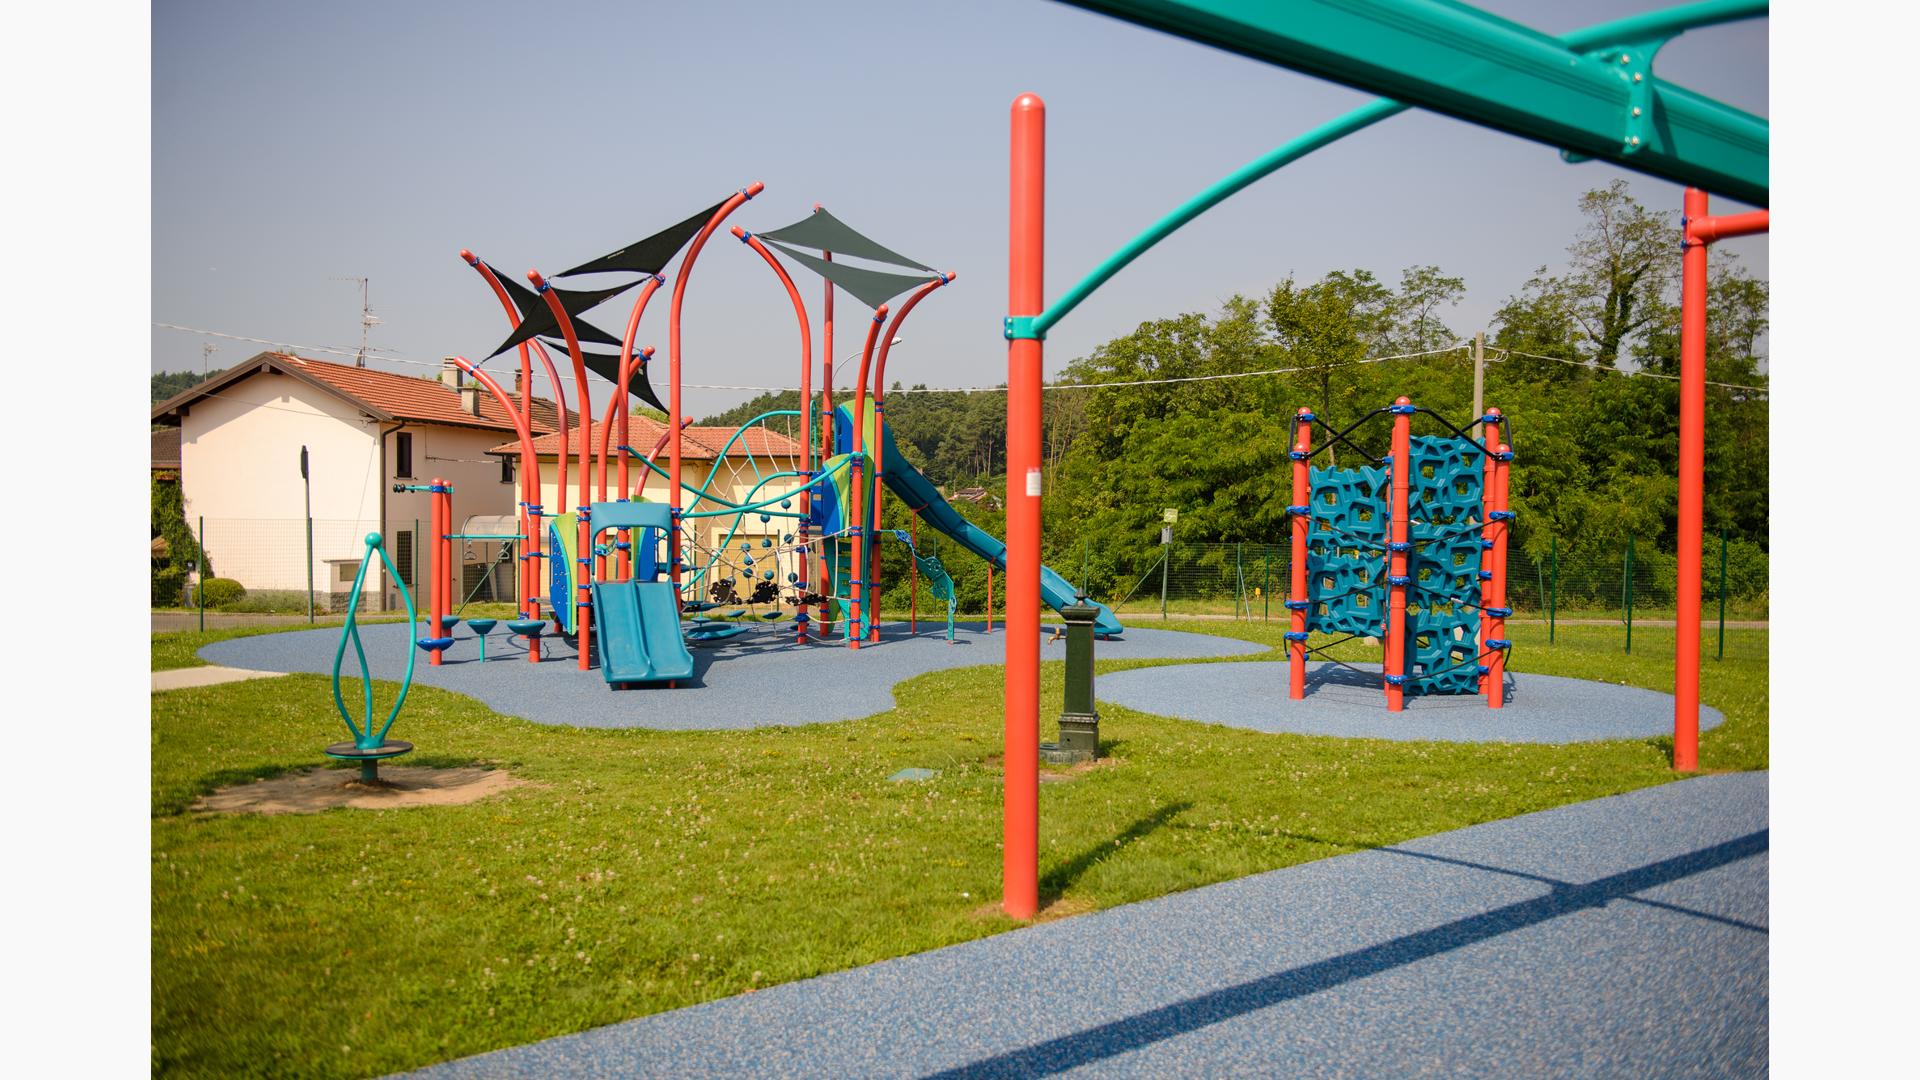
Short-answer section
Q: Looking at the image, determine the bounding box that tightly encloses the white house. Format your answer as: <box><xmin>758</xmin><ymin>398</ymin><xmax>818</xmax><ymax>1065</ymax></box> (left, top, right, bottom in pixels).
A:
<box><xmin>151</xmin><ymin>351</ymin><xmax>570</xmax><ymax>611</ymax></box>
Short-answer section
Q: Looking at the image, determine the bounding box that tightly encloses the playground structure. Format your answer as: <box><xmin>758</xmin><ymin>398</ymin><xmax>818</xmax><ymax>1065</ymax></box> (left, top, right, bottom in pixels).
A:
<box><xmin>325</xmin><ymin>533</ymin><xmax>418</xmax><ymax>782</ymax></box>
<box><xmin>1284</xmin><ymin>398</ymin><xmax>1513</xmax><ymax>712</ymax></box>
<box><xmin>421</xmin><ymin>189</ymin><xmax>1119</xmax><ymax>686</ymax></box>
<box><xmin>994</xmin><ymin>0</ymin><xmax>1769</xmax><ymax>917</ymax></box>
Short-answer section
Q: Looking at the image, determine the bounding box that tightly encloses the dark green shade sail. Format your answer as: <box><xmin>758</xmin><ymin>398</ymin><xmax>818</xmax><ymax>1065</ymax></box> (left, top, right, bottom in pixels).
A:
<box><xmin>759</xmin><ymin>207</ymin><xmax>932</xmax><ymax>271</ymax></box>
<box><xmin>546</xmin><ymin>341</ymin><xmax>669</xmax><ymax>415</ymax></box>
<box><xmin>486</xmin><ymin>269</ymin><xmax>638</xmax><ymax>358</ymax></box>
<box><xmin>765</xmin><ymin>241</ymin><xmax>937</xmax><ymax>310</ymax></box>
<box><xmin>556</xmin><ymin>200</ymin><xmax>727</xmax><ymax>278</ymax></box>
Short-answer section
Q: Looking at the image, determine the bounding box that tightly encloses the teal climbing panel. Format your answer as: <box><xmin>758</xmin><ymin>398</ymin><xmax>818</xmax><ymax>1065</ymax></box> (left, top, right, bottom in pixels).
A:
<box><xmin>1305</xmin><ymin>436</ymin><xmax>1484</xmax><ymax>696</ymax></box>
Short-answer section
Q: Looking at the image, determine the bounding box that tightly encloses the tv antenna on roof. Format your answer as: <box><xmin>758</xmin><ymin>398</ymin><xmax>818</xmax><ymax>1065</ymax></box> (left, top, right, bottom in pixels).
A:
<box><xmin>332</xmin><ymin>276</ymin><xmax>381</xmax><ymax>367</ymax></box>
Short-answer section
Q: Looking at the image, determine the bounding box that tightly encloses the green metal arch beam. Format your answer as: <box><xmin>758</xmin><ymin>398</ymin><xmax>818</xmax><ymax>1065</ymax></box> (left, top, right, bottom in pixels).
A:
<box><xmin>1057</xmin><ymin>0</ymin><xmax>1768</xmax><ymax>207</ymax></box>
<box><xmin>1025</xmin><ymin>0</ymin><xmax>1765</xmax><ymax>339</ymax></box>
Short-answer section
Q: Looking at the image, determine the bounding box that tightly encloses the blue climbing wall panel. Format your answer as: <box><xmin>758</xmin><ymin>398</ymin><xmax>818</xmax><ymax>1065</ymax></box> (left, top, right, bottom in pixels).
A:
<box><xmin>1305</xmin><ymin>436</ymin><xmax>1484</xmax><ymax>696</ymax></box>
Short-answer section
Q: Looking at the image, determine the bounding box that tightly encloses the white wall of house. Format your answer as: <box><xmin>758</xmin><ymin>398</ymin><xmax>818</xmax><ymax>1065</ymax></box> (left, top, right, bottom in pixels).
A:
<box><xmin>381</xmin><ymin>423</ymin><xmax>528</xmax><ymax>610</ymax></box>
<box><xmin>177</xmin><ymin>369</ymin><xmax>541</xmax><ymax>610</ymax></box>
<box><xmin>179</xmin><ymin>373</ymin><xmax>382</xmax><ymax>594</ymax></box>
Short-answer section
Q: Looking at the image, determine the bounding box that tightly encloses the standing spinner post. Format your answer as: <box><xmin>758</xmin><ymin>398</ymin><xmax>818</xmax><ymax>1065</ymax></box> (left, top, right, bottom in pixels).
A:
<box><xmin>1487</xmin><ymin>445</ymin><xmax>1512</xmax><ymax>708</ymax></box>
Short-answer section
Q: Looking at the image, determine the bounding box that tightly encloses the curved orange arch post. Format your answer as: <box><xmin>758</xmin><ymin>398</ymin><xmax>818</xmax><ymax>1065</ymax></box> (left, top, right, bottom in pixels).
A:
<box><xmin>846</xmin><ymin>305</ymin><xmax>889</xmax><ymax>649</ymax></box>
<box><xmin>732</xmin><ymin>226</ymin><xmax>816</xmax><ymax>643</ymax></box>
<box><xmin>461</xmin><ymin>251</ymin><xmax>546</xmax><ymax>624</ymax></box>
<box><xmin>668</xmin><ymin>184</ymin><xmax>763</xmax><ymax>614</ymax></box>
<box><xmin>865</xmin><ymin>273</ymin><xmax>955</xmax><ymax>641</ymax></box>
<box><xmin>450</xmin><ymin>356</ymin><xmax>545</xmax><ymax>662</ymax></box>
<box><xmin>529</xmin><ymin>270</ymin><xmax>596</xmax><ymax>671</ymax></box>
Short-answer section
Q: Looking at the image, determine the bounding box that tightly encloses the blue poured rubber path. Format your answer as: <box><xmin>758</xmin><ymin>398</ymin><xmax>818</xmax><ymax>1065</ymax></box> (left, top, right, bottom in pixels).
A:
<box><xmin>1099</xmin><ymin>660</ymin><xmax>1726</xmax><ymax>744</ymax></box>
<box><xmin>405</xmin><ymin>772</ymin><xmax>1767</xmax><ymax>1078</ymax></box>
<box><xmin>199</xmin><ymin>621</ymin><xmax>1263</xmax><ymax>731</ymax></box>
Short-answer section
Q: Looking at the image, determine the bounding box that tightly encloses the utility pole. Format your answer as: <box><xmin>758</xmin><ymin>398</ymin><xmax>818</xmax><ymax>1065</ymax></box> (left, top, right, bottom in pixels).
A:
<box><xmin>1471</xmin><ymin>331</ymin><xmax>1486</xmax><ymax>441</ymax></box>
<box><xmin>202</xmin><ymin>341</ymin><xmax>216</xmax><ymax>375</ymax></box>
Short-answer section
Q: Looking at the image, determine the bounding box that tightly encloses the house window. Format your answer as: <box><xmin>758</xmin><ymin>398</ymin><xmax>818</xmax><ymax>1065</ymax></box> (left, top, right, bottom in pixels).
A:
<box><xmin>501</xmin><ymin>455</ymin><xmax>515</xmax><ymax>485</ymax></box>
<box><xmin>395</xmin><ymin>432</ymin><xmax>414</xmax><ymax>478</ymax></box>
<box><xmin>394</xmin><ymin>530</ymin><xmax>414</xmax><ymax>587</ymax></box>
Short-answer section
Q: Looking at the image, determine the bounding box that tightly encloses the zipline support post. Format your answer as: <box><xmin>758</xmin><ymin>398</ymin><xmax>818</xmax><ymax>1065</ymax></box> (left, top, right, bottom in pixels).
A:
<box><xmin>1385</xmin><ymin>397</ymin><xmax>1411</xmax><ymax>711</ymax></box>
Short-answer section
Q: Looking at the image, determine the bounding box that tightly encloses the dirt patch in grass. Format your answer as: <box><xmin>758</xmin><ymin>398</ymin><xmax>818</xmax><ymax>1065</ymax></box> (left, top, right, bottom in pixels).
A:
<box><xmin>970</xmin><ymin>895</ymin><xmax>1099</xmax><ymax>924</ymax></box>
<box><xmin>193</xmin><ymin>765</ymin><xmax>526</xmax><ymax>815</ymax></box>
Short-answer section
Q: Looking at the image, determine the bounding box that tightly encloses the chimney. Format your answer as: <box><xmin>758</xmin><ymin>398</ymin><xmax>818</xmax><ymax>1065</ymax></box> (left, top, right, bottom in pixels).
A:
<box><xmin>460</xmin><ymin>384</ymin><xmax>481</xmax><ymax>416</ymax></box>
<box><xmin>513</xmin><ymin>368</ymin><xmax>524</xmax><ymax>400</ymax></box>
<box><xmin>440</xmin><ymin>356</ymin><xmax>463</xmax><ymax>390</ymax></box>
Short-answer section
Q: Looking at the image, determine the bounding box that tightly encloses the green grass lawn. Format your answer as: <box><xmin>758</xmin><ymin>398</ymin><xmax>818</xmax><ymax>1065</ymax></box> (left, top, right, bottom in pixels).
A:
<box><xmin>151</xmin><ymin>619</ymin><xmax>1766</xmax><ymax>1078</ymax></box>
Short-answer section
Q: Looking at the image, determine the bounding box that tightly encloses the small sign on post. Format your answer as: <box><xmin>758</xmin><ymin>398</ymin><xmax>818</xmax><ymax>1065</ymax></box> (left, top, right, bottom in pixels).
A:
<box><xmin>1162</xmin><ymin>508</ymin><xmax>1179</xmax><ymax>523</ymax></box>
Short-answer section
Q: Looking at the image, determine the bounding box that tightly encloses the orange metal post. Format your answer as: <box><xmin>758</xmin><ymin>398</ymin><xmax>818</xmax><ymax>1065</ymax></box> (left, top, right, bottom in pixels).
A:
<box><xmin>460</xmin><ymin>252</ymin><xmax>544</xmax><ymax>636</ymax></box>
<box><xmin>1488</xmin><ymin>444</ymin><xmax>1512</xmax><ymax>708</ymax></box>
<box><xmin>1003</xmin><ymin>91</ymin><xmax>1045</xmax><ymax>920</ymax></box>
<box><xmin>846</xmin><ymin>306</ymin><xmax>889</xmax><ymax>650</ymax></box>
<box><xmin>451</xmin><ymin>358</ymin><xmax>543</xmax><ymax>662</ymax></box>
<box><xmin>1385</xmin><ymin>398</ymin><xmax>1411</xmax><ymax>711</ymax></box>
<box><xmin>1479</xmin><ymin>407</ymin><xmax>1500</xmax><ymax>696</ymax></box>
<box><xmin>1674</xmin><ymin>191</ymin><xmax>1768</xmax><ymax>770</ymax></box>
<box><xmin>1288</xmin><ymin>407</ymin><xmax>1312</xmax><ymax>698</ymax></box>
<box><xmin>732</xmin><ymin>227</ymin><xmax>815</xmax><ymax>643</ymax></box>
<box><xmin>669</xmin><ymin>185</ymin><xmax>762</xmax><ymax>620</ymax></box>
<box><xmin>529</xmin><ymin>271</ymin><xmax>598</xmax><ymax>672</ymax></box>
<box><xmin>428</xmin><ymin>477</ymin><xmax>444</xmax><ymax>666</ymax></box>
<box><xmin>868</xmin><ymin>276</ymin><xmax>956</xmax><ymax>643</ymax></box>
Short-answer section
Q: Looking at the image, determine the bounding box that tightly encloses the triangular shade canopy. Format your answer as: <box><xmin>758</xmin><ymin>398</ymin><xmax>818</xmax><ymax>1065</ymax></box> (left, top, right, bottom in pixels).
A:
<box><xmin>486</xmin><ymin>268</ymin><xmax>637</xmax><ymax>358</ymax></box>
<box><xmin>556</xmin><ymin>199</ymin><xmax>727</xmax><ymax>278</ymax></box>
<box><xmin>758</xmin><ymin>207</ymin><xmax>932</xmax><ymax>271</ymax></box>
<box><xmin>766</xmin><ymin>241</ymin><xmax>937</xmax><ymax>310</ymax></box>
<box><xmin>540</xmin><ymin>340</ymin><xmax>669</xmax><ymax>416</ymax></box>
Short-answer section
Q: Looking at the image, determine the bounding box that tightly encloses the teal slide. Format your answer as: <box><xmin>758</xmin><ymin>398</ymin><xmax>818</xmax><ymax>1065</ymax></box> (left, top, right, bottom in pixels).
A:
<box><xmin>875</xmin><ymin>422</ymin><xmax>1124</xmax><ymax>638</ymax></box>
<box><xmin>591</xmin><ymin>580</ymin><xmax>695</xmax><ymax>685</ymax></box>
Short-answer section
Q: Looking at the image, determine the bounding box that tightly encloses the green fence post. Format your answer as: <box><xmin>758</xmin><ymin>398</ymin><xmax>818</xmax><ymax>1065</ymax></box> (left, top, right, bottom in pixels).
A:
<box><xmin>1548</xmin><ymin>535</ymin><xmax>1557</xmax><ymax>645</ymax></box>
<box><xmin>1717</xmin><ymin>525</ymin><xmax>1728</xmax><ymax>661</ymax></box>
<box><xmin>1263</xmin><ymin>548</ymin><xmax>1272</xmax><ymax>621</ymax></box>
<box><xmin>1624</xmin><ymin>535</ymin><xmax>1635</xmax><ymax>655</ymax></box>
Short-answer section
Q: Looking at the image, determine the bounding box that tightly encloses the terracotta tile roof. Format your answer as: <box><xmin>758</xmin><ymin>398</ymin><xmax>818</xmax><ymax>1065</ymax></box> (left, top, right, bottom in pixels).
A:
<box><xmin>276</xmin><ymin>353</ymin><xmax>572</xmax><ymax>433</ymax></box>
<box><xmin>151</xmin><ymin>427</ymin><xmax>181</xmax><ymax>469</ymax></box>
<box><xmin>489</xmin><ymin>416</ymin><xmax>804</xmax><ymax>460</ymax></box>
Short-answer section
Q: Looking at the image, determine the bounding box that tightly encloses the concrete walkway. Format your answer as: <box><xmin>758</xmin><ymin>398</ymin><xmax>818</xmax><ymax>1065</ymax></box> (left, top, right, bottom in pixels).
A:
<box><xmin>150</xmin><ymin>665</ymin><xmax>286</xmax><ymax>692</ymax></box>
<box><xmin>411</xmin><ymin>772</ymin><xmax>1767</xmax><ymax>1078</ymax></box>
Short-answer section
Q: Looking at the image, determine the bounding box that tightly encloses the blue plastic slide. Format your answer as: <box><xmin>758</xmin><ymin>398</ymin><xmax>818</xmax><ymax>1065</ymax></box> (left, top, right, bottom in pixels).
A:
<box><xmin>590</xmin><ymin>581</ymin><xmax>694</xmax><ymax>685</ymax></box>
<box><xmin>875</xmin><ymin>423</ymin><xmax>1124</xmax><ymax>638</ymax></box>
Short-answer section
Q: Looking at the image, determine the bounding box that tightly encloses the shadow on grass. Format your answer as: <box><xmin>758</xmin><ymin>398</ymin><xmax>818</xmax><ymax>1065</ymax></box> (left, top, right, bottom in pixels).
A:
<box><xmin>154</xmin><ymin>761</ymin><xmax>307</xmax><ymax>817</ymax></box>
<box><xmin>1040</xmin><ymin>801</ymin><xmax>1192</xmax><ymax>903</ymax></box>
<box><xmin>930</xmin><ymin>829</ymin><xmax>1767</xmax><ymax>1079</ymax></box>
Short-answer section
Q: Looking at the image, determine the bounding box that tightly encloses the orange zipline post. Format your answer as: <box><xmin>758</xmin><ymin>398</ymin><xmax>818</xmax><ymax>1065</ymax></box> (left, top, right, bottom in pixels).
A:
<box><xmin>1675</xmin><ymin>189</ymin><xmax>1768</xmax><ymax>770</ymax></box>
<box><xmin>1002</xmin><ymin>91</ymin><xmax>1045</xmax><ymax>920</ymax></box>
<box><xmin>1487</xmin><ymin>442</ymin><xmax>1513</xmax><ymax>709</ymax></box>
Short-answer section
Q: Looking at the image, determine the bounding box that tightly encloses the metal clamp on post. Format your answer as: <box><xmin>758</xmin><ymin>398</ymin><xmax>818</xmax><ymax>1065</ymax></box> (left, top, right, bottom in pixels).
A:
<box><xmin>1283</xmin><ymin>599</ymin><xmax>1311</xmax><ymax>612</ymax></box>
<box><xmin>1387</xmin><ymin>402</ymin><xmax>1417</xmax><ymax>415</ymax></box>
<box><xmin>1003</xmin><ymin>315</ymin><xmax>1046</xmax><ymax>341</ymax></box>
<box><xmin>1387</xmin><ymin>541</ymin><xmax>1413</xmax><ymax>553</ymax></box>
<box><xmin>1487</xmin><ymin>638</ymin><xmax>1512</xmax><ymax>650</ymax></box>
<box><xmin>1485</xmin><ymin>606</ymin><xmax>1513</xmax><ymax>618</ymax></box>
<box><xmin>1289</xmin><ymin>450</ymin><xmax>1310</xmax><ymax>461</ymax></box>
<box><xmin>1283</xmin><ymin>631</ymin><xmax>1309</xmax><ymax>643</ymax></box>
<box><xmin>1286</xmin><ymin>504</ymin><xmax>1310</xmax><ymax>515</ymax></box>
<box><xmin>1387</xmin><ymin>575</ymin><xmax>1412</xmax><ymax>587</ymax></box>
<box><xmin>1383</xmin><ymin>673</ymin><xmax>1408</xmax><ymax>685</ymax></box>
<box><xmin>1489</xmin><ymin>510</ymin><xmax>1516</xmax><ymax>522</ymax></box>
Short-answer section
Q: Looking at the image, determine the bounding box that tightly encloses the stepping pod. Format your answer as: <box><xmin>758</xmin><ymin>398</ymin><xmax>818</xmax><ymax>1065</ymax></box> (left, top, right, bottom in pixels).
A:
<box><xmin>465</xmin><ymin>618</ymin><xmax>498</xmax><ymax>662</ymax></box>
<box><xmin>327</xmin><ymin>533</ymin><xmax>418</xmax><ymax>783</ymax></box>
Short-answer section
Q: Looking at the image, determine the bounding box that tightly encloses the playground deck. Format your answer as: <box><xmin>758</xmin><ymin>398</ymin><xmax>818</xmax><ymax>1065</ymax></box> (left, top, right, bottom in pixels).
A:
<box><xmin>409</xmin><ymin>771</ymin><xmax>1767</xmax><ymax>1077</ymax></box>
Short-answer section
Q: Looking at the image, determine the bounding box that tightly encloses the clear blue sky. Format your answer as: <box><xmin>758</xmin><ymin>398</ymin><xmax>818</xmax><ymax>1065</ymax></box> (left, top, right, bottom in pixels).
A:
<box><xmin>152</xmin><ymin>0</ymin><xmax>1767</xmax><ymax>416</ymax></box>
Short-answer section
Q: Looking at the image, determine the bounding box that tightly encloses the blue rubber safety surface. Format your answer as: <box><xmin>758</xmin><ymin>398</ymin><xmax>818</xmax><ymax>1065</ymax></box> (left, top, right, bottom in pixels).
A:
<box><xmin>198</xmin><ymin>621</ymin><xmax>1263</xmax><ymax>731</ymax></box>
<box><xmin>1098</xmin><ymin>660</ymin><xmax>1726</xmax><ymax>744</ymax></box>
<box><xmin>405</xmin><ymin>772</ymin><xmax>1768</xmax><ymax>1078</ymax></box>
